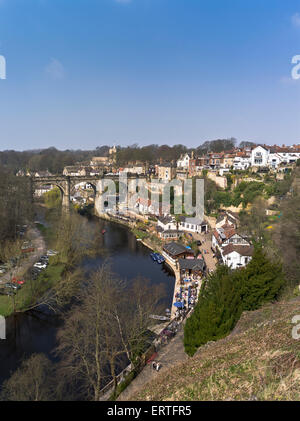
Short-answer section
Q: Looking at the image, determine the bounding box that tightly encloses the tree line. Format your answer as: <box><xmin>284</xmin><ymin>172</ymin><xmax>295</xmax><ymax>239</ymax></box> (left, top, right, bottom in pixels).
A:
<box><xmin>0</xmin><ymin>139</ymin><xmax>255</xmax><ymax>174</ymax></box>
<box><xmin>0</xmin><ymin>167</ymin><xmax>33</xmax><ymax>250</ymax></box>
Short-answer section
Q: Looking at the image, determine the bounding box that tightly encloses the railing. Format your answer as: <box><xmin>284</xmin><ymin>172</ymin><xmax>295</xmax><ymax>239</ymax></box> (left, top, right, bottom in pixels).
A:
<box><xmin>98</xmin><ymin>316</ymin><xmax>186</xmax><ymax>399</ymax></box>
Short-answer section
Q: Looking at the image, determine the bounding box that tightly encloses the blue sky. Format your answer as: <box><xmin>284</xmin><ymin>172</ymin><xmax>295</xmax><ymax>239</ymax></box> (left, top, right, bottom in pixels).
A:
<box><xmin>0</xmin><ymin>0</ymin><xmax>300</xmax><ymax>150</ymax></box>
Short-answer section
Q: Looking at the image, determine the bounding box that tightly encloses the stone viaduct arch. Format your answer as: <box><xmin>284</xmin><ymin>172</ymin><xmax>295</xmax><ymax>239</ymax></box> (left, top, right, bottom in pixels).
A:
<box><xmin>30</xmin><ymin>174</ymin><xmax>148</xmax><ymax>216</ymax></box>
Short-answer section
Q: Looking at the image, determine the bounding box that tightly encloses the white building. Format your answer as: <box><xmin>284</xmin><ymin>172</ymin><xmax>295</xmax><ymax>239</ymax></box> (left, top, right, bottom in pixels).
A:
<box><xmin>221</xmin><ymin>244</ymin><xmax>254</xmax><ymax>269</ymax></box>
<box><xmin>233</xmin><ymin>155</ymin><xmax>251</xmax><ymax>170</ymax></box>
<box><xmin>212</xmin><ymin>224</ymin><xmax>253</xmax><ymax>269</ymax></box>
<box><xmin>268</xmin><ymin>151</ymin><xmax>300</xmax><ymax>168</ymax></box>
<box><xmin>179</xmin><ymin>217</ymin><xmax>208</xmax><ymax>234</ymax></box>
<box><xmin>157</xmin><ymin>216</ymin><xmax>177</xmax><ymax>231</ymax></box>
<box><xmin>250</xmin><ymin>146</ymin><xmax>270</xmax><ymax>167</ymax></box>
<box><xmin>177</xmin><ymin>153</ymin><xmax>190</xmax><ymax>170</ymax></box>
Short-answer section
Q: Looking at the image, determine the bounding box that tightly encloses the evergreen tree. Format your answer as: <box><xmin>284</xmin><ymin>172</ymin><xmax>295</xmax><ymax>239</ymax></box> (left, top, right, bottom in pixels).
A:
<box><xmin>184</xmin><ymin>247</ymin><xmax>285</xmax><ymax>356</ymax></box>
<box><xmin>241</xmin><ymin>247</ymin><xmax>285</xmax><ymax>310</ymax></box>
<box><xmin>184</xmin><ymin>266</ymin><xmax>243</xmax><ymax>356</ymax></box>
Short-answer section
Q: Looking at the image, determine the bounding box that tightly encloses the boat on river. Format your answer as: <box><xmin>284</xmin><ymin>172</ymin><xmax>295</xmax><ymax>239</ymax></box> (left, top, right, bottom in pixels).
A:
<box><xmin>155</xmin><ymin>253</ymin><xmax>165</xmax><ymax>264</ymax></box>
<box><xmin>150</xmin><ymin>252</ymin><xmax>165</xmax><ymax>264</ymax></box>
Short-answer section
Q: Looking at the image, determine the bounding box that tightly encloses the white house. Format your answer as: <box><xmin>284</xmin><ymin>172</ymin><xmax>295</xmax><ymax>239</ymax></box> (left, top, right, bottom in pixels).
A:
<box><xmin>212</xmin><ymin>226</ymin><xmax>250</xmax><ymax>251</ymax></box>
<box><xmin>177</xmin><ymin>153</ymin><xmax>190</xmax><ymax>169</ymax></box>
<box><xmin>157</xmin><ymin>216</ymin><xmax>177</xmax><ymax>231</ymax></box>
<box><xmin>268</xmin><ymin>153</ymin><xmax>283</xmax><ymax>169</ymax></box>
<box><xmin>221</xmin><ymin>244</ymin><xmax>254</xmax><ymax>269</ymax></box>
<box><xmin>212</xmin><ymin>224</ymin><xmax>253</xmax><ymax>268</ymax></box>
<box><xmin>179</xmin><ymin>216</ymin><xmax>208</xmax><ymax>234</ymax></box>
<box><xmin>233</xmin><ymin>155</ymin><xmax>251</xmax><ymax>170</ymax></box>
<box><xmin>215</xmin><ymin>211</ymin><xmax>238</xmax><ymax>229</ymax></box>
<box><xmin>268</xmin><ymin>149</ymin><xmax>300</xmax><ymax>169</ymax></box>
<box><xmin>251</xmin><ymin>146</ymin><xmax>269</xmax><ymax>167</ymax></box>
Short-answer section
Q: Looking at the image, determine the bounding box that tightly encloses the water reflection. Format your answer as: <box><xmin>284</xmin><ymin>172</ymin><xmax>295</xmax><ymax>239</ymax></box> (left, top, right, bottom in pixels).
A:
<box><xmin>0</xmin><ymin>213</ymin><xmax>174</xmax><ymax>387</ymax></box>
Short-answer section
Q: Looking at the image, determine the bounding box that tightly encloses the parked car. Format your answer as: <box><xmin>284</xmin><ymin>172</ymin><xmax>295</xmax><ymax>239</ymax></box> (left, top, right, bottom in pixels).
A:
<box><xmin>0</xmin><ymin>267</ymin><xmax>6</xmax><ymax>274</ymax></box>
<box><xmin>47</xmin><ymin>250</ymin><xmax>58</xmax><ymax>256</ymax></box>
<box><xmin>33</xmin><ymin>262</ymin><xmax>47</xmax><ymax>269</ymax></box>
<box><xmin>5</xmin><ymin>282</ymin><xmax>21</xmax><ymax>290</ymax></box>
<box><xmin>196</xmin><ymin>240</ymin><xmax>202</xmax><ymax>246</ymax></box>
<box><xmin>31</xmin><ymin>267</ymin><xmax>42</xmax><ymax>276</ymax></box>
<box><xmin>22</xmin><ymin>247</ymin><xmax>35</xmax><ymax>254</ymax></box>
<box><xmin>12</xmin><ymin>277</ymin><xmax>25</xmax><ymax>285</ymax></box>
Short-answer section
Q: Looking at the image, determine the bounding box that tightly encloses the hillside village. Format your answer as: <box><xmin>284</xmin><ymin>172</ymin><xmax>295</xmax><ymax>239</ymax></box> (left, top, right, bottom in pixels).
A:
<box><xmin>3</xmin><ymin>142</ymin><xmax>298</xmax><ymax>402</ymax></box>
<box><xmin>29</xmin><ymin>142</ymin><xmax>297</xmax><ymax>272</ymax></box>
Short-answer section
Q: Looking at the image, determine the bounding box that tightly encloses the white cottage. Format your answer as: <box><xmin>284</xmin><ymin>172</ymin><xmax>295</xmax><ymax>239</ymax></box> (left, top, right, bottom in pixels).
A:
<box><xmin>221</xmin><ymin>244</ymin><xmax>254</xmax><ymax>269</ymax></box>
<box><xmin>177</xmin><ymin>153</ymin><xmax>190</xmax><ymax>170</ymax></box>
<box><xmin>251</xmin><ymin>146</ymin><xmax>269</xmax><ymax>167</ymax></box>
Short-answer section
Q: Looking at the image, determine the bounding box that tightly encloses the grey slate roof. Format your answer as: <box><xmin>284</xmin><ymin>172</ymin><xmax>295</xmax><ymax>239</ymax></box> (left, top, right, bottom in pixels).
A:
<box><xmin>163</xmin><ymin>242</ymin><xmax>193</xmax><ymax>257</ymax></box>
<box><xmin>178</xmin><ymin>258</ymin><xmax>206</xmax><ymax>272</ymax></box>
<box><xmin>158</xmin><ymin>216</ymin><xmax>174</xmax><ymax>225</ymax></box>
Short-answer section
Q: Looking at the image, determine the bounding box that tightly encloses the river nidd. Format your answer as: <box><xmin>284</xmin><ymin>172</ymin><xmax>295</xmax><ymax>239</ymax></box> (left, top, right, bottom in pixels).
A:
<box><xmin>0</xmin><ymin>213</ymin><xmax>175</xmax><ymax>387</ymax></box>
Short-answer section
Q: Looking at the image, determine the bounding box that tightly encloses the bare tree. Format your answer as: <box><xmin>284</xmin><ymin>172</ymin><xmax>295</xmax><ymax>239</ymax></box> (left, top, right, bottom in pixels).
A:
<box><xmin>55</xmin><ymin>265</ymin><xmax>123</xmax><ymax>400</ymax></box>
<box><xmin>51</xmin><ymin>212</ymin><xmax>99</xmax><ymax>270</ymax></box>
<box><xmin>0</xmin><ymin>354</ymin><xmax>55</xmax><ymax>401</ymax></box>
<box><xmin>55</xmin><ymin>265</ymin><xmax>165</xmax><ymax>400</ymax></box>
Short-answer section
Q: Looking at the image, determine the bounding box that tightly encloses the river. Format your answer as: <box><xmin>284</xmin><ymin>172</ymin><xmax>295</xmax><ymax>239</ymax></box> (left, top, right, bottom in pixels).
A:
<box><xmin>0</xmin><ymin>212</ymin><xmax>175</xmax><ymax>388</ymax></box>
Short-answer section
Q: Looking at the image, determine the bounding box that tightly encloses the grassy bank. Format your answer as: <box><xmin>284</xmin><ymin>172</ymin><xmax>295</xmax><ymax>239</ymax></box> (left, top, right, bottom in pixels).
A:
<box><xmin>131</xmin><ymin>297</ymin><xmax>300</xmax><ymax>401</ymax></box>
<box><xmin>0</xmin><ymin>259</ymin><xmax>66</xmax><ymax>317</ymax></box>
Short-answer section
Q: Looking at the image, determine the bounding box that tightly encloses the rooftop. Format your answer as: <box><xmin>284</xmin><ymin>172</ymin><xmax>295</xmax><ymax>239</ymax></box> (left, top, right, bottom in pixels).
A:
<box><xmin>178</xmin><ymin>258</ymin><xmax>205</xmax><ymax>272</ymax></box>
<box><xmin>163</xmin><ymin>242</ymin><xmax>194</xmax><ymax>257</ymax></box>
<box><xmin>222</xmin><ymin>244</ymin><xmax>254</xmax><ymax>257</ymax></box>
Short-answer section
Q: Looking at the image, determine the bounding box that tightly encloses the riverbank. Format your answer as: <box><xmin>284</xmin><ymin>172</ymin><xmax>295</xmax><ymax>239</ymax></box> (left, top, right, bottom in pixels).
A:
<box><xmin>0</xmin><ymin>225</ymin><xmax>46</xmax><ymax>316</ymax></box>
<box><xmin>0</xmin><ymin>208</ymin><xmax>176</xmax><ymax>397</ymax></box>
<box><xmin>98</xmin><ymin>212</ymin><xmax>180</xmax><ymax>317</ymax></box>
<box><xmin>0</xmin><ymin>217</ymin><xmax>68</xmax><ymax>317</ymax></box>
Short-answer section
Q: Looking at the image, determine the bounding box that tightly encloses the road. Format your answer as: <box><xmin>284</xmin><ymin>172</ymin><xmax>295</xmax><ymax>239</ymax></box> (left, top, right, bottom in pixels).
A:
<box><xmin>0</xmin><ymin>226</ymin><xmax>46</xmax><ymax>285</ymax></box>
<box><xmin>118</xmin><ymin>323</ymin><xmax>188</xmax><ymax>401</ymax></box>
<box><xmin>192</xmin><ymin>231</ymin><xmax>217</xmax><ymax>272</ymax></box>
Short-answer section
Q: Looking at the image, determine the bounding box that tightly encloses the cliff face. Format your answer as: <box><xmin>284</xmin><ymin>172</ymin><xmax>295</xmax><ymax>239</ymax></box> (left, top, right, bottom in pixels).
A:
<box><xmin>129</xmin><ymin>297</ymin><xmax>300</xmax><ymax>401</ymax></box>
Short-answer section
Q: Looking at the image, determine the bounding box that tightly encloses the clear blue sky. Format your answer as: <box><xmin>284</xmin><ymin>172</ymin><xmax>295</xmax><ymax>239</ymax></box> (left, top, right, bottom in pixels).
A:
<box><xmin>0</xmin><ymin>0</ymin><xmax>300</xmax><ymax>150</ymax></box>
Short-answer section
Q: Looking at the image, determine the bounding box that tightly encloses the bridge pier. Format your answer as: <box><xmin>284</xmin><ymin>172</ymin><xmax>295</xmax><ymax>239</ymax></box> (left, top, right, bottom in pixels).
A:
<box><xmin>61</xmin><ymin>177</ymin><xmax>71</xmax><ymax>212</ymax></box>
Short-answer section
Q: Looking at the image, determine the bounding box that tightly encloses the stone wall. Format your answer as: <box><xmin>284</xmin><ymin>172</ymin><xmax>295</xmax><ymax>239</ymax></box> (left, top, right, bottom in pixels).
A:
<box><xmin>206</xmin><ymin>171</ymin><xmax>227</xmax><ymax>189</ymax></box>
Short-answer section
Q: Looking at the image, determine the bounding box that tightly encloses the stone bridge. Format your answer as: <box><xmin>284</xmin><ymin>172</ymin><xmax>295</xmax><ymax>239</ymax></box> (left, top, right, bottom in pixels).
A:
<box><xmin>30</xmin><ymin>173</ymin><xmax>147</xmax><ymax>216</ymax></box>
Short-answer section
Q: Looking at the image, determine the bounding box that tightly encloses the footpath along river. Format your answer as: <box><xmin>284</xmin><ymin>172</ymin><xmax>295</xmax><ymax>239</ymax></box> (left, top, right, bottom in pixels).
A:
<box><xmin>0</xmin><ymin>213</ymin><xmax>175</xmax><ymax>388</ymax></box>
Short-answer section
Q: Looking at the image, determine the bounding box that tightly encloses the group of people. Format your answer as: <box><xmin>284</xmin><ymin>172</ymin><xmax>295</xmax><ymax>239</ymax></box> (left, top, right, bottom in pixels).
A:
<box><xmin>151</xmin><ymin>361</ymin><xmax>161</xmax><ymax>371</ymax></box>
<box><xmin>175</xmin><ymin>282</ymin><xmax>199</xmax><ymax>314</ymax></box>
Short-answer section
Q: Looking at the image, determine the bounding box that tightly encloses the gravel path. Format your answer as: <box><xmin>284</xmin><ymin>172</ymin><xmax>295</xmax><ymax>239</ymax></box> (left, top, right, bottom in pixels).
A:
<box><xmin>118</xmin><ymin>323</ymin><xmax>188</xmax><ymax>401</ymax></box>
